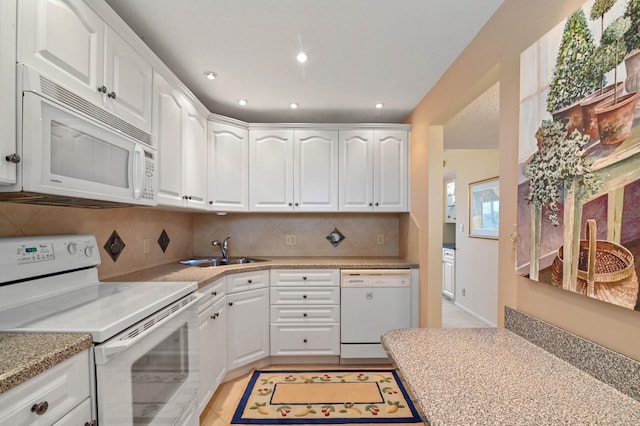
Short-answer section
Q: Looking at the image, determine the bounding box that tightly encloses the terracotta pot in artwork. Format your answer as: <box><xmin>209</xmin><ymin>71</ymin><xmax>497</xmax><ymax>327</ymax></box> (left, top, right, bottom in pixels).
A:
<box><xmin>551</xmin><ymin>100</ymin><xmax>584</xmax><ymax>135</ymax></box>
<box><xmin>624</xmin><ymin>49</ymin><xmax>640</xmax><ymax>119</ymax></box>
<box><xmin>580</xmin><ymin>82</ymin><xmax>625</xmax><ymax>140</ymax></box>
<box><xmin>594</xmin><ymin>91</ymin><xmax>639</xmax><ymax>145</ymax></box>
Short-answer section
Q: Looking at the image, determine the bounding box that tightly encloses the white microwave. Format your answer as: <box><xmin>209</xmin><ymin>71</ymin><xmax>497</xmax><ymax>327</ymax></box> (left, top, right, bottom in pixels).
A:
<box><xmin>0</xmin><ymin>66</ymin><xmax>157</xmax><ymax>207</ymax></box>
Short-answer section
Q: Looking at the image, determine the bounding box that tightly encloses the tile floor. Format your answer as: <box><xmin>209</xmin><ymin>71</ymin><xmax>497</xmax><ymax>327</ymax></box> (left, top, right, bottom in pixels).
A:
<box><xmin>441</xmin><ymin>295</ymin><xmax>492</xmax><ymax>328</ymax></box>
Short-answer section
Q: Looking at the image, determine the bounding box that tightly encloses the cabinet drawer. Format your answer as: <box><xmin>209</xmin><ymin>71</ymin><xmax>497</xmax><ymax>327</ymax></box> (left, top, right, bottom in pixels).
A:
<box><xmin>270</xmin><ymin>323</ymin><xmax>340</xmax><ymax>355</ymax></box>
<box><xmin>197</xmin><ymin>277</ymin><xmax>226</xmax><ymax>312</ymax></box>
<box><xmin>0</xmin><ymin>350</ymin><xmax>90</xmax><ymax>426</ymax></box>
<box><xmin>270</xmin><ymin>287</ymin><xmax>340</xmax><ymax>305</ymax></box>
<box><xmin>227</xmin><ymin>270</ymin><xmax>269</xmax><ymax>294</ymax></box>
<box><xmin>270</xmin><ymin>305</ymin><xmax>340</xmax><ymax>323</ymax></box>
<box><xmin>52</xmin><ymin>398</ymin><xmax>91</xmax><ymax>426</ymax></box>
<box><xmin>270</xmin><ymin>269</ymin><xmax>339</xmax><ymax>286</ymax></box>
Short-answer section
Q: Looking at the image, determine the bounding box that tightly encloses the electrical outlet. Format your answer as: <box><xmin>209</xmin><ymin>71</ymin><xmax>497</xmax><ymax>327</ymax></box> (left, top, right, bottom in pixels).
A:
<box><xmin>377</xmin><ymin>234</ymin><xmax>385</xmax><ymax>245</ymax></box>
<box><xmin>285</xmin><ymin>234</ymin><xmax>297</xmax><ymax>246</ymax></box>
<box><xmin>462</xmin><ymin>288</ymin><xmax>466</xmax><ymax>297</ymax></box>
<box><xmin>143</xmin><ymin>239</ymin><xmax>150</xmax><ymax>254</ymax></box>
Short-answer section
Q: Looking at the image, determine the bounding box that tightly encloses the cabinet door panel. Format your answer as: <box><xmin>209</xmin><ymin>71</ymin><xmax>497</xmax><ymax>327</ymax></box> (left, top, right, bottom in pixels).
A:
<box><xmin>374</xmin><ymin>130</ymin><xmax>408</xmax><ymax>211</ymax></box>
<box><xmin>20</xmin><ymin>0</ymin><xmax>104</xmax><ymax>105</ymax></box>
<box><xmin>339</xmin><ymin>130</ymin><xmax>373</xmax><ymax>211</ymax></box>
<box><xmin>294</xmin><ymin>130</ymin><xmax>338</xmax><ymax>211</ymax></box>
<box><xmin>0</xmin><ymin>0</ymin><xmax>17</xmax><ymax>184</ymax></box>
<box><xmin>208</xmin><ymin>122</ymin><xmax>249</xmax><ymax>211</ymax></box>
<box><xmin>227</xmin><ymin>288</ymin><xmax>269</xmax><ymax>370</ymax></box>
<box><xmin>154</xmin><ymin>72</ymin><xmax>185</xmax><ymax>207</ymax></box>
<box><xmin>104</xmin><ymin>28</ymin><xmax>152</xmax><ymax>133</ymax></box>
<box><xmin>183</xmin><ymin>107</ymin><xmax>207</xmax><ymax>209</ymax></box>
<box><xmin>249</xmin><ymin>129</ymin><xmax>294</xmax><ymax>211</ymax></box>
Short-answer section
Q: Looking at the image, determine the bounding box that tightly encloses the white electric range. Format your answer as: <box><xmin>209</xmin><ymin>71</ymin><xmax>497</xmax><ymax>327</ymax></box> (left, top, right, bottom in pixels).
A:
<box><xmin>0</xmin><ymin>234</ymin><xmax>200</xmax><ymax>426</ymax></box>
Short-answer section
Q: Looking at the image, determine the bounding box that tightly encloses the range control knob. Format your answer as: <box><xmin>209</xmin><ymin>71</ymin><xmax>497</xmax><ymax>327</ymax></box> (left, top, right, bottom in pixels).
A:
<box><xmin>84</xmin><ymin>245</ymin><xmax>94</xmax><ymax>258</ymax></box>
<box><xmin>67</xmin><ymin>243</ymin><xmax>78</xmax><ymax>255</ymax></box>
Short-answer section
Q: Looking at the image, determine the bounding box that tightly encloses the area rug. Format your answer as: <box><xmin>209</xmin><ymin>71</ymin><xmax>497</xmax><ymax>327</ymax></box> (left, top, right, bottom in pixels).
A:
<box><xmin>231</xmin><ymin>369</ymin><xmax>423</xmax><ymax>424</ymax></box>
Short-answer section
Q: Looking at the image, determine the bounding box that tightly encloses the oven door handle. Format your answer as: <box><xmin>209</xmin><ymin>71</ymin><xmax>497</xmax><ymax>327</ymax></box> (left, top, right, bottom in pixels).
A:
<box><xmin>94</xmin><ymin>293</ymin><xmax>203</xmax><ymax>364</ymax></box>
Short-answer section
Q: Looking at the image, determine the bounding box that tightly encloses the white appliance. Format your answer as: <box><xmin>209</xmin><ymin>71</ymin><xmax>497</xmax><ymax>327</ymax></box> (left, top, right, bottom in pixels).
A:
<box><xmin>340</xmin><ymin>269</ymin><xmax>412</xmax><ymax>359</ymax></box>
<box><xmin>0</xmin><ymin>65</ymin><xmax>157</xmax><ymax>207</ymax></box>
<box><xmin>0</xmin><ymin>235</ymin><xmax>200</xmax><ymax>426</ymax></box>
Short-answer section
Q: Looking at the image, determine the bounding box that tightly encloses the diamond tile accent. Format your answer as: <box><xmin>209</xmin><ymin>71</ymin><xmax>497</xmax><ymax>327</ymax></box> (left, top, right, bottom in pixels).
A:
<box><xmin>158</xmin><ymin>229</ymin><xmax>170</xmax><ymax>253</ymax></box>
<box><xmin>104</xmin><ymin>230</ymin><xmax>125</xmax><ymax>262</ymax></box>
<box><xmin>326</xmin><ymin>227</ymin><xmax>346</xmax><ymax>247</ymax></box>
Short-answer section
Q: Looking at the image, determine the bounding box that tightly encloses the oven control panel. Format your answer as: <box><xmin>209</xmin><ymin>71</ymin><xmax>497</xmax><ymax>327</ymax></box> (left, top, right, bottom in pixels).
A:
<box><xmin>1</xmin><ymin>234</ymin><xmax>100</xmax><ymax>283</ymax></box>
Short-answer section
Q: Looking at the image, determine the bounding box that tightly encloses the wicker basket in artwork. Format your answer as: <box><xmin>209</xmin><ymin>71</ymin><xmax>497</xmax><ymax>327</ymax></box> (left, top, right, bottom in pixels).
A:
<box><xmin>550</xmin><ymin>219</ymin><xmax>639</xmax><ymax>309</ymax></box>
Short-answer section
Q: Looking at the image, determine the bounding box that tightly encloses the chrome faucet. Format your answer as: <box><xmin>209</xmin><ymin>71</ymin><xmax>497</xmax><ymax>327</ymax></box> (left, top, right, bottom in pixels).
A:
<box><xmin>212</xmin><ymin>235</ymin><xmax>232</xmax><ymax>260</ymax></box>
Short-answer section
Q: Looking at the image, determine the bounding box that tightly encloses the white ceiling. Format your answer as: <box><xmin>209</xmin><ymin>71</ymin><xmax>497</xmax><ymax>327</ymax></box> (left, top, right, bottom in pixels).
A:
<box><xmin>104</xmin><ymin>0</ymin><xmax>503</xmax><ymax>124</ymax></box>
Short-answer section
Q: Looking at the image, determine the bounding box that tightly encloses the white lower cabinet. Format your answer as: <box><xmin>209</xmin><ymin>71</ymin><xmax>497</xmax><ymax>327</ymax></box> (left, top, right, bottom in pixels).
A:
<box><xmin>269</xmin><ymin>269</ymin><xmax>340</xmax><ymax>356</ymax></box>
<box><xmin>197</xmin><ymin>278</ymin><xmax>227</xmax><ymax>414</ymax></box>
<box><xmin>226</xmin><ymin>273</ymin><xmax>270</xmax><ymax>370</ymax></box>
<box><xmin>0</xmin><ymin>350</ymin><xmax>93</xmax><ymax>426</ymax></box>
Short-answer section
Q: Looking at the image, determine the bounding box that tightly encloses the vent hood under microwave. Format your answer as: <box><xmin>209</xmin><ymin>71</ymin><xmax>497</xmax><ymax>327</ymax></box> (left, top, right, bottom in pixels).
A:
<box><xmin>0</xmin><ymin>66</ymin><xmax>158</xmax><ymax>208</ymax></box>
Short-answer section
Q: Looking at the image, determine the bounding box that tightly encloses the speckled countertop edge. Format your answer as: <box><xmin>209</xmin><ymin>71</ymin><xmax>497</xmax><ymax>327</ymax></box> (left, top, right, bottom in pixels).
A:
<box><xmin>0</xmin><ymin>332</ymin><xmax>92</xmax><ymax>393</ymax></box>
<box><xmin>107</xmin><ymin>256</ymin><xmax>419</xmax><ymax>289</ymax></box>
<box><xmin>382</xmin><ymin>328</ymin><xmax>640</xmax><ymax>425</ymax></box>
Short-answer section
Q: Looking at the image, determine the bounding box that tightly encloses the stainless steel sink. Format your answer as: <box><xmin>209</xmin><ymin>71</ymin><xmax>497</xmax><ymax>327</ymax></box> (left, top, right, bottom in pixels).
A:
<box><xmin>179</xmin><ymin>257</ymin><xmax>267</xmax><ymax>267</ymax></box>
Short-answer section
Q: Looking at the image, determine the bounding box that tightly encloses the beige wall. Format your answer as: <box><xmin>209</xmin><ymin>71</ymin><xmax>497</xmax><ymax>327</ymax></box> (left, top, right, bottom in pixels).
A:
<box><xmin>0</xmin><ymin>203</ymin><xmax>193</xmax><ymax>280</ymax></box>
<box><xmin>406</xmin><ymin>0</ymin><xmax>640</xmax><ymax>360</ymax></box>
<box><xmin>444</xmin><ymin>149</ymin><xmax>499</xmax><ymax>325</ymax></box>
<box><xmin>192</xmin><ymin>213</ymin><xmax>402</xmax><ymax>257</ymax></box>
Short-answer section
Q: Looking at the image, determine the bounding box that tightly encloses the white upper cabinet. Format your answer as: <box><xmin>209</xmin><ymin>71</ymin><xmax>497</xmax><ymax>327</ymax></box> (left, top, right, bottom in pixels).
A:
<box><xmin>294</xmin><ymin>130</ymin><xmax>339</xmax><ymax>212</ymax></box>
<box><xmin>249</xmin><ymin>129</ymin><xmax>294</xmax><ymax>211</ymax></box>
<box><xmin>104</xmin><ymin>27</ymin><xmax>152</xmax><ymax>133</ymax></box>
<box><xmin>19</xmin><ymin>0</ymin><xmax>152</xmax><ymax>134</ymax></box>
<box><xmin>208</xmin><ymin>120</ymin><xmax>249</xmax><ymax>212</ymax></box>
<box><xmin>249</xmin><ymin>128</ymin><xmax>338</xmax><ymax>212</ymax></box>
<box><xmin>339</xmin><ymin>129</ymin><xmax>408</xmax><ymax>212</ymax></box>
<box><xmin>154</xmin><ymin>71</ymin><xmax>207</xmax><ymax>210</ymax></box>
<box><xmin>374</xmin><ymin>130</ymin><xmax>408</xmax><ymax>211</ymax></box>
<box><xmin>0</xmin><ymin>0</ymin><xmax>17</xmax><ymax>185</ymax></box>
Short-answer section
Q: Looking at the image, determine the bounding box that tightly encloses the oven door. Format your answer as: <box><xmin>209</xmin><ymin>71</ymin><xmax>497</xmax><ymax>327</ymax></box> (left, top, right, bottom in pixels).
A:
<box><xmin>94</xmin><ymin>294</ymin><xmax>201</xmax><ymax>426</ymax></box>
<box><xmin>21</xmin><ymin>90</ymin><xmax>157</xmax><ymax>206</ymax></box>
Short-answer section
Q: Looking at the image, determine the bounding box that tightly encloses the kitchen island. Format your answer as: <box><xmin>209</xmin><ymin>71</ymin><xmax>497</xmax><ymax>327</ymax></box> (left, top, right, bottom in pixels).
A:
<box><xmin>381</xmin><ymin>328</ymin><xmax>640</xmax><ymax>425</ymax></box>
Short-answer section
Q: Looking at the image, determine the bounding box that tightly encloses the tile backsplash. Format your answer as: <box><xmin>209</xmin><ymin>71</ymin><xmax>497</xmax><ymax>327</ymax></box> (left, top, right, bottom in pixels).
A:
<box><xmin>193</xmin><ymin>212</ymin><xmax>402</xmax><ymax>257</ymax></box>
<box><xmin>0</xmin><ymin>203</ymin><xmax>193</xmax><ymax>280</ymax></box>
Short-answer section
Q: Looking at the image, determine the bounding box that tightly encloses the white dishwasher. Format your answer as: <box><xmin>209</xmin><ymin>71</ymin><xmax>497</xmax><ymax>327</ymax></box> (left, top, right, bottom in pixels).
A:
<box><xmin>340</xmin><ymin>269</ymin><xmax>412</xmax><ymax>359</ymax></box>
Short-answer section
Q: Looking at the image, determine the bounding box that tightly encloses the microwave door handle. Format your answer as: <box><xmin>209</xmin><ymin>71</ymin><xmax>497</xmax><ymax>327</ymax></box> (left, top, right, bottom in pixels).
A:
<box><xmin>133</xmin><ymin>145</ymin><xmax>144</xmax><ymax>199</ymax></box>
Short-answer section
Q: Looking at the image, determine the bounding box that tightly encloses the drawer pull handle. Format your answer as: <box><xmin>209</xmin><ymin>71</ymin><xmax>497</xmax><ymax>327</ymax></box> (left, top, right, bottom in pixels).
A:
<box><xmin>302</xmin><ymin>294</ymin><xmax>307</xmax><ymax>299</ymax></box>
<box><xmin>228</xmin><ymin>302</ymin><xmax>234</xmax><ymax>306</ymax></box>
<box><xmin>31</xmin><ymin>401</ymin><xmax>49</xmax><ymax>415</ymax></box>
<box><xmin>303</xmin><ymin>339</ymin><xmax>308</xmax><ymax>343</ymax></box>
<box><xmin>247</xmin><ymin>279</ymin><xmax>252</xmax><ymax>284</ymax></box>
<box><xmin>212</xmin><ymin>291</ymin><xmax>217</xmax><ymax>296</ymax></box>
<box><xmin>303</xmin><ymin>313</ymin><xmax>308</xmax><ymax>317</ymax></box>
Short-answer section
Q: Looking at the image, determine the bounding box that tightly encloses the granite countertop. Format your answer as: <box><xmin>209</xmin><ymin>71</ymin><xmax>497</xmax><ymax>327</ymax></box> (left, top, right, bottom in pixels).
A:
<box><xmin>0</xmin><ymin>333</ymin><xmax>93</xmax><ymax>393</ymax></box>
<box><xmin>108</xmin><ymin>256</ymin><xmax>418</xmax><ymax>289</ymax></box>
<box><xmin>382</xmin><ymin>328</ymin><xmax>640</xmax><ymax>425</ymax></box>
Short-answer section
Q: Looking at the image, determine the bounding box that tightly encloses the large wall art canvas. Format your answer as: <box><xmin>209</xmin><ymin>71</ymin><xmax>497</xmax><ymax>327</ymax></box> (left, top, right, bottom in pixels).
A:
<box><xmin>517</xmin><ymin>0</ymin><xmax>640</xmax><ymax>311</ymax></box>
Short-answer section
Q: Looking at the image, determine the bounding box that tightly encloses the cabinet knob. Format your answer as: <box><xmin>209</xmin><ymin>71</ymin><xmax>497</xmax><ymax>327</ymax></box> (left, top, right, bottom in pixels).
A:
<box><xmin>303</xmin><ymin>338</ymin><xmax>308</xmax><ymax>343</ymax></box>
<box><xmin>295</xmin><ymin>202</ymin><xmax>299</xmax><ymax>206</ymax></box>
<box><xmin>288</xmin><ymin>202</ymin><xmax>293</xmax><ymax>207</ymax></box>
<box><xmin>302</xmin><ymin>294</ymin><xmax>307</xmax><ymax>299</ymax></box>
<box><xmin>303</xmin><ymin>313</ymin><xmax>308</xmax><ymax>317</ymax></box>
<box><xmin>97</xmin><ymin>85</ymin><xmax>107</xmax><ymax>94</ymax></box>
<box><xmin>108</xmin><ymin>91</ymin><xmax>117</xmax><ymax>99</ymax></box>
<box><xmin>368</xmin><ymin>203</ymin><xmax>373</xmax><ymax>207</ymax></box>
<box><xmin>209</xmin><ymin>201</ymin><xmax>213</xmax><ymax>205</ymax></box>
<box><xmin>228</xmin><ymin>302</ymin><xmax>233</xmax><ymax>306</ymax></box>
<box><xmin>31</xmin><ymin>401</ymin><xmax>49</xmax><ymax>415</ymax></box>
<box><xmin>5</xmin><ymin>153</ymin><xmax>20</xmax><ymax>164</ymax></box>
<box><xmin>375</xmin><ymin>202</ymin><xmax>379</xmax><ymax>206</ymax></box>
<box><xmin>84</xmin><ymin>421</ymin><xmax>97</xmax><ymax>426</ymax></box>
<box><xmin>247</xmin><ymin>279</ymin><xmax>252</xmax><ymax>284</ymax></box>
<box><xmin>212</xmin><ymin>291</ymin><xmax>217</xmax><ymax>296</ymax></box>
<box><xmin>302</xmin><ymin>276</ymin><xmax>307</xmax><ymax>280</ymax></box>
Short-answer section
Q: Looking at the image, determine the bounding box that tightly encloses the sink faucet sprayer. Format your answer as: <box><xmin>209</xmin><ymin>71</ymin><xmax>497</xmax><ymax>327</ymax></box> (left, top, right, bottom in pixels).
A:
<box><xmin>212</xmin><ymin>235</ymin><xmax>232</xmax><ymax>260</ymax></box>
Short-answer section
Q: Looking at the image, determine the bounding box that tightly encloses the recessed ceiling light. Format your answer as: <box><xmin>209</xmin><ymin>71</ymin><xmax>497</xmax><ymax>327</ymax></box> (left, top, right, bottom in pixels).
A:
<box><xmin>238</xmin><ymin>99</ymin><xmax>248</xmax><ymax>106</ymax></box>
<box><xmin>290</xmin><ymin>102</ymin><xmax>299</xmax><ymax>109</ymax></box>
<box><xmin>296</xmin><ymin>52</ymin><xmax>308</xmax><ymax>63</ymax></box>
<box><xmin>204</xmin><ymin>71</ymin><xmax>217</xmax><ymax>80</ymax></box>
<box><xmin>375</xmin><ymin>103</ymin><xmax>384</xmax><ymax>109</ymax></box>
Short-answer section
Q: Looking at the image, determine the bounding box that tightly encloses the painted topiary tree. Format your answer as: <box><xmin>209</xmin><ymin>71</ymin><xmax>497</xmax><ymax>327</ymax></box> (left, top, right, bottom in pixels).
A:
<box><xmin>623</xmin><ymin>0</ymin><xmax>640</xmax><ymax>54</ymax></box>
<box><xmin>596</xmin><ymin>16</ymin><xmax>631</xmax><ymax>104</ymax></box>
<box><xmin>591</xmin><ymin>0</ymin><xmax>619</xmax><ymax>93</ymax></box>
<box><xmin>546</xmin><ymin>9</ymin><xmax>600</xmax><ymax>113</ymax></box>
